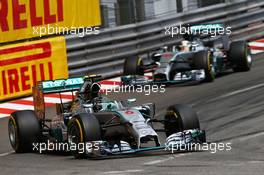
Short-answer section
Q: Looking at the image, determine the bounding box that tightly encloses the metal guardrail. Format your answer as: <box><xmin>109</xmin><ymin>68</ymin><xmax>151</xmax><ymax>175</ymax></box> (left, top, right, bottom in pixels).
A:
<box><xmin>66</xmin><ymin>0</ymin><xmax>264</xmax><ymax>78</ymax></box>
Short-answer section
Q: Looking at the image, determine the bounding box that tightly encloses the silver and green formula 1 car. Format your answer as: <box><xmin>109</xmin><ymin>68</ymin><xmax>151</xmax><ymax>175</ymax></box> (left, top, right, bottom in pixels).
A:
<box><xmin>122</xmin><ymin>24</ymin><xmax>252</xmax><ymax>86</ymax></box>
<box><xmin>8</xmin><ymin>75</ymin><xmax>205</xmax><ymax>158</ymax></box>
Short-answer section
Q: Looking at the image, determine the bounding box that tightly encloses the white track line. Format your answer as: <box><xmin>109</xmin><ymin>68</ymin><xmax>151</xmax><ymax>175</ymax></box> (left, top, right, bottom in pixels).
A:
<box><xmin>23</xmin><ymin>97</ymin><xmax>72</xmax><ymax>103</ymax></box>
<box><xmin>238</xmin><ymin>131</ymin><xmax>264</xmax><ymax>142</ymax></box>
<box><xmin>249</xmin><ymin>41</ymin><xmax>264</xmax><ymax>47</ymax></box>
<box><xmin>22</xmin><ymin>97</ymin><xmax>34</xmax><ymax>101</ymax></box>
<box><xmin>0</xmin><ymin>103</ymin><xmax>34</xmax><ymax>110</ymax></box>
<box><xmin>144</xmin><ymin>156</ymin><xmax>175</xmax><ymax>165</ymax></box>
<box><xmin>251</xmin><ymin>50</ymin><xmax>263</xmax><ymax>54</ymax></box>
<box><xmin>102</xmin><ymin>169</ymin><xmax>143</xmax><ymax>174</ymax></box>
<box><xmin>144</xmin><ymin>154</ymin><xmax>185</xmax><ymax>166</ymax></box>
<box><xmin>0</xmin><ymin>114</ymin><xmax>8</xmax><ymax>118</ymax></box>
<box><xmin>208</xmin><ymin>83</ymin><xmax>264</xmax><ymax>102</ymax></box>
<box><xmin>0</xmin><ymin>151</ymin><xmax>14</xmax><ymax>157</ymax></box>
<box><xmin>249</xmin><ymin>41</ymin><xmax>264</xmax><ymax>54</ymax></box>
<box><xmin>42</xmin><ymin>97</ymin><xmax>72</xmax><ymax>103</ymax></box>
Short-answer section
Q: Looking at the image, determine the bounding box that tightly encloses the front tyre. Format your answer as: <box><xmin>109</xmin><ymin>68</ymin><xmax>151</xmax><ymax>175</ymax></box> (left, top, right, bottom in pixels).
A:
<box><xmin>8</xmin><ymin>110</ymin><xmax>41</xmax><ymax>153</ymax></box>
<box><xmin>194</xmin><ymin>50</ymin><xmax>215</xmax><ymax>82</ymax></box>
<box><xmin>68</xmin><ymin>113</ymin><xmax>101</xmax><ymax>158</ymax></box>
<box><xmin>164</xmin><ymin>104</ymin><xmax>200</xmax><ymax>137</ymax></box>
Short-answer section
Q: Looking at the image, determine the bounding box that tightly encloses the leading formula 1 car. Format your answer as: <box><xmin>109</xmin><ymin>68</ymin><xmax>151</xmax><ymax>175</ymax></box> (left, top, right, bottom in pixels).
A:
<box><xmin>8</xmin><ymin>75</ymin><xmax>205</xmax><ymax>158</ymax></box>
<box><xmin>122</xmin><ymin>24</ymin><xmax>252</xmax><ymax>86</ymax></box>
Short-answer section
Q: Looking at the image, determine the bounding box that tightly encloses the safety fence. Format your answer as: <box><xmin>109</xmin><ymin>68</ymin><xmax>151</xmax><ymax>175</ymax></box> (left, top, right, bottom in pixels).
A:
<box><xmin>66</xmin><ymin>0</ymin><xmax>264</xmax><ymax>79</ymax></box>
<box><xmin>0</xmin><ymin>0</ymin><xmax>264</xmax><ymax>102</ymax></box>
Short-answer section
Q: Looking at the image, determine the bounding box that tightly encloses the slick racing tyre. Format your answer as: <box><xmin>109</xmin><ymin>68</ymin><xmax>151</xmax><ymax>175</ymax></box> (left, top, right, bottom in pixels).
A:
<box><xmin>229</xmin><ymin>40</ymin><xmax>252</xmax><ymax>72</ymax></box>
<box><xmin>194</xmin><ymin>50</ymin><xmax>215</xmax><ymax>82</ymax></box>
<box><xmin>123</xmin><ymin>56</ymin><xmax>144</xmax><ymax>75</ymax></box>
<box><xmin>68</xmin><ymin>113</ymin><xmax>101</xmax><ymax>158</ymax></box>
<box><xmin>164</xmin><ymin>104</ymin><xmax>200</xmax><ymax>137</ymax></box>
<box><xmin>8</xmin><ymin>110</ymin><xmax>41</xmax><ymax>153</ymax></box>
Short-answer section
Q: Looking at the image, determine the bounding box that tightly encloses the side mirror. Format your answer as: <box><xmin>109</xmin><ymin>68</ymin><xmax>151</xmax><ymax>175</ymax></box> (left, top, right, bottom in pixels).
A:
<box><xmin>127</xmin><ymin>98</ymin><xmax>136</xmax><ymax>104</ymax></box>
<box><xmin>142</xmin><ymin>103</ymin><xmax>155</xmax><ymax>118</ymax></box>
<box><xmin>151</xmin><ymin>53</ymin><xmax>161</xmax><ymax>62</ymax></box>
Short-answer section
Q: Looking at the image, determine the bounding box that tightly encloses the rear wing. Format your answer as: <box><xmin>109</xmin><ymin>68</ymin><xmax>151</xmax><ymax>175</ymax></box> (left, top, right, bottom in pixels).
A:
<box><xmin>190</xmin><ymin>24</ymin><xmax>225</xmax><ymax>32</ymax></box>
<box><xmin>188</xmin><ymin>23</ymin><xmax>230</xmax><ymax>38</ymax></box>
<box><xmin>189</xmin><ymin>23</ymin><xmax>231</xmax><ymax>50</ymax></box>
<box><xmin>41</xmin><ymin>77</ymin><xmax>84</xmax><ymax>94</ymax></box>
<box><xmin>32</xmin><ymin>75</ymin><xmax>101</xmax><ymax>120</ymax></box>
<box><xmin>32</xmin><ymin>77</ymin><xmax>84</xmax><ymax>120</ymax></box>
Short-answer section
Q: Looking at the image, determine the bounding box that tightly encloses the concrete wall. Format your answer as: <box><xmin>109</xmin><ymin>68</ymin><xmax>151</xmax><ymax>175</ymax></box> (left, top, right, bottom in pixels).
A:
<box><xmin>100</xmin><ymin>0</ymin><xmax>117</xmax><ymax>27</ymax></box>
<box><xmin>183</xmin><ymin>0</ymin><xmax>199</xmax><ymax>11</ymax></box>
<box><xmin>100</xmin><ymin>0</ymin><xmax>231</xmax><ymax>27</ymax></box>
<box><xmin>153</xmin><ymin>0</ymin><xmax>177</xmax><ymax>18</ymax></box>
<box><xmin>144</xmin><ymin>0</ymin><xmax>155</xmax><ymax>20</ymax></box>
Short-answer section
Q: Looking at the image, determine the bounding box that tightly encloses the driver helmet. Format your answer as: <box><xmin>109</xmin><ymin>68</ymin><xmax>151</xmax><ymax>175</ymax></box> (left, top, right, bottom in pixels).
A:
<box><xmin>180</xmin><ymin>40</ymin><xmax>190</xmax><ymax>52</ymax></box>
<box><xmin>90</xmin><ymin>83</ymin><xmax>101</xmax><ymax>99</ymax></box>
<box><xmin>78</xmin><ymin>82</ymin><xmax>101</xmax><ymax>102</ymax></box>
<box><xmin>79</xmin><ymin>81</ymin><xmax>92</xmax><ymax>101</ymax></box>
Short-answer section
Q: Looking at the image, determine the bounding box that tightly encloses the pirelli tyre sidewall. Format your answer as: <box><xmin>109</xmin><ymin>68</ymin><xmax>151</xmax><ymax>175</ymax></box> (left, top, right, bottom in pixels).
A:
<box><xmin>123</xmin><ymin>56</ymin><xmax>144</xmax><ymax>75</ymax></box>
<box><xmin>194</xmin><ymin>50</ymin><xmax>215</xmax><ymax>82</ymax></box>
<box><xmin>68</xmin><ymin>113</ymin><xmax>101</xmax><ymax>159</ymax></box>
<box><xmin>8</xmin><ymin>110</ymin><xmax>41</xmax><ymax>153</ymax></box>
<box><xmin>164</xmin><ymin>104</ymin><xmax>200</xmax><ymax>137</ymax></box>
<box><xmin>229</xmin><ymin>40</ymin><xmax>252</xmax><ymax>72</ymax></box>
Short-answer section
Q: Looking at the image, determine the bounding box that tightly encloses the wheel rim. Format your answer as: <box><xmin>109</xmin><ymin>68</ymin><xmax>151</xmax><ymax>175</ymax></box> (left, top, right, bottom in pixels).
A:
<box><xmin>165</xmin><ymin>111</ymin><xmax>183</xmax><ymax>135</ymax></box>
<box><xmin>8</xmin><ymin>120</ymin><xmax>17</xmax><ymax>148</ymax></box>
<box><xmin>68</xmin><ymin>124</ymin><xmax>81</xmax><ymax>146</ymax></box>
<box><xmin>207</xmin><ymin>53</ymin><xmax>211</xmax><ymax>71</ymax></box>
<box><xmin>137</xmin><ymin>58</ymin><xmax>144</xmax><ymax>75</ymax></box>
<box><xmin>207</xmin><ymin>52</ymin><xmax>215</xmax><ymax>79</ymax></box>
<box><xmin>137</xmin><ymin>58</ymin><xmax>143</xmax><ymax>66</ymax></box>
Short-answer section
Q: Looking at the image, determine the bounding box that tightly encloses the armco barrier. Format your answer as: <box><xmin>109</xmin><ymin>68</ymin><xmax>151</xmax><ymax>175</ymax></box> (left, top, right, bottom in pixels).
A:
<box><xmin>66</xmin><ymin>0</ymin><xmax>264</xmax><ymax>79</ymax></box>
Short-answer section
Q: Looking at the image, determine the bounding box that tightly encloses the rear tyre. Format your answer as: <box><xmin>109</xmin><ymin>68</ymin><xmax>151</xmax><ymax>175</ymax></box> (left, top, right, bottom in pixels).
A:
<box><xmin>8</xmin><ymin>110</ymin><xmax>41</xmax><ymax>153</ymax></box>
<box><xmin>123</xmin><ymin>56</ymin><xmax>144</xmax><ymax>75</ymax></box>
<box><xmin>68</xmin><ymin>113</ymin><xmax>101</xmax><ymax>158</ymax></box>
<box><xmin>194</xmin><ymin>50</ymin><xmax>215</xmax><ymax>82</ymax></box>
<box><xmin>229</xmin><ymin>40</ymin><xmax>251</xmax><ymax>72</ymax></box>
<box><xmin>164</xmin><ymin>104</ymin><xmax>200</xmax><ymax>137</ymax></box>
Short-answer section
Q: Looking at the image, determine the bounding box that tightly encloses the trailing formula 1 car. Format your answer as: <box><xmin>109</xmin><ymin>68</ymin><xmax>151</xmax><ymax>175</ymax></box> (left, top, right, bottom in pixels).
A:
<box><xmin>122</xmin><ymin>24</ymin><xmax>252</xmax><ymax>85</ymax></box>
<box><xmin>8</xmin><ymin>75</ymin><xmax>205</xmax><ymax>158</ymax></box>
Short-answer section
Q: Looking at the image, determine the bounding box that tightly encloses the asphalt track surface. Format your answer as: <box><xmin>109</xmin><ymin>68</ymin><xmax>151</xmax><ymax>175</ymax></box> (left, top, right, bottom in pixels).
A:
<box><xmin>0</xmin><ymin>54</ymin><xmax>264</xmax><ymax>175</ymax></box>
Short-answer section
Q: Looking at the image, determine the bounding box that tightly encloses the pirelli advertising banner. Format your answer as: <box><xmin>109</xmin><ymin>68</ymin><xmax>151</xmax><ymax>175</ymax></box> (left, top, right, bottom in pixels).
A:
<box><xmin>0</xmin><ymin>37</ymin><xmax>68</xmax><ymax>101</ymax></box>
<box><xmin>0</xmin><ymin>0</ymin><xmax>101</xmax><ymax>43</ymax></box>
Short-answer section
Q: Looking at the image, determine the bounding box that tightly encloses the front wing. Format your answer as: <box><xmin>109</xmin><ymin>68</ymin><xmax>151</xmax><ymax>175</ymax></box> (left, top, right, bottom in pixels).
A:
<box><xmin>122</xmin><ymin>70</ymin><xmax>205</xmax><ymax>86</ymax></box>
<box><xmin>86</xmin><ymin>129</ymin><xmax>206</xmax><ymax>157</ymax></box>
